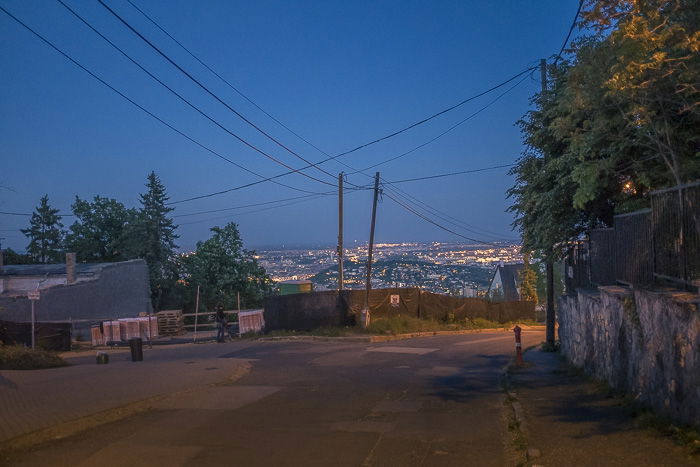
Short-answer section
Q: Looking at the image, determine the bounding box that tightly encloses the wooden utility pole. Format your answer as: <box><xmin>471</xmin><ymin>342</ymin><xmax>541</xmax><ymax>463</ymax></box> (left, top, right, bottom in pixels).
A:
<box><xmin>338</xmin><ymin>172</ymin><xmax>344</xmax><ymax>290</ymax></box>
<box><xmin>362</xmin><ymin>172</ymin><xmax>381</xmax><ymax>328</ymax></box>
<box><xmin>541</xmin><ymin>58</ymin><xmax>556</xmax><ymax>346</ymax></box>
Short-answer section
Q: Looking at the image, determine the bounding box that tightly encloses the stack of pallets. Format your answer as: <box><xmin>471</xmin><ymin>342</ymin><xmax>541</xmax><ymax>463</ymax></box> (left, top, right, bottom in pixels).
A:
<box><xmin>156</xmin><ymin>310</ymin><xmax>184</xmax><ymax>335</ymax></box>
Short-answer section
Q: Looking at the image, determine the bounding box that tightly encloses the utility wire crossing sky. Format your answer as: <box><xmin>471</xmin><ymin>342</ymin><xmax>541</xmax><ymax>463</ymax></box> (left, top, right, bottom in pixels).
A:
<box><xmin>0</xmin><ymin>0</ymin><xmax>582</xmax><ymax>250</ymax></box>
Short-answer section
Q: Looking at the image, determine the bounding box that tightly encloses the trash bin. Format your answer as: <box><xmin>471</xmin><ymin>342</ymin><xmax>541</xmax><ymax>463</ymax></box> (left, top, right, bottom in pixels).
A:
<box><xmin>128</xmin><ymin>337</ymin><xmax>143</xmax><ymax>362</ymax></box>
<box><xmin>96</xmin><ymin>352</ymin><xmax>109</xmax><ymax>364</ymax></box>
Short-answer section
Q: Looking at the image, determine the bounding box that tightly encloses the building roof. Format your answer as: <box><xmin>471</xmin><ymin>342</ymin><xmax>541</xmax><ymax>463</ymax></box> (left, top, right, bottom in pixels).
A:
<box><xmin>491</xmin><ymin>263</ymin><xmax>524</xmax><ymax>301</ymax></box>
<box><xmin>0</xmin><ymin>260</ymin><xmax>139</xmax><ymax>277</ymax></box>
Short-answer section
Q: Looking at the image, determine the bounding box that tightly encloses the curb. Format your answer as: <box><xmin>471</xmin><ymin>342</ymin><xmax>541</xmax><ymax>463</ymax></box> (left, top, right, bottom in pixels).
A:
<box><xmin>257</xmin><ymin>326</ymin><xmax>545</xmax><ymax>343</ymax></box>
<box><xmin>501</xmin><ymin>347</ymin><xmax>542</xmax><ymax>466</ymax></box>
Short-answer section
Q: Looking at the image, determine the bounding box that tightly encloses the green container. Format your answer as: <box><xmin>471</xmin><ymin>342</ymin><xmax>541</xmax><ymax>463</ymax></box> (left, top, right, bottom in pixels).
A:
<box><xmin>279</xmin><ymin>280</ymin><xmax>313</xmax><ymax>296</ymax></box>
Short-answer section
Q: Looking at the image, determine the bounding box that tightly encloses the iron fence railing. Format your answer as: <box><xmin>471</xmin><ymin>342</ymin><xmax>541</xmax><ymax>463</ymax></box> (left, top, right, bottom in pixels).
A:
<box><xmin>589</xmin><ymin>228</ymin><xmax>615</xmax><ymax>286</ymax></box>
<box><xmin>614</xmin><ymin>209</ymin><xmax>654</xmax><ymax>286</ymax></box>
<box><xmin>651</xmin><ymin>182</ymin><xmax>700</xmax><ymax>287</ymax></box>
<box><xmin>568</xmin><ymin>181</ymin><xmax>699</xmax><ymax>292</ymax></box>
<box><xmin>564</xmin><ymin>241</ymin><xmax>591</xmax><ymax>295</ymax></box>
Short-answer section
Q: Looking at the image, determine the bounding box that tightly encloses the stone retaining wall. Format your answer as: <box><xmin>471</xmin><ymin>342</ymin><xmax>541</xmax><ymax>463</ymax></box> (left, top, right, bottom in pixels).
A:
<box><xmin>559</xmin><ymin>287</ymin><xmax>700</xmax><ymax>427</ymax></box>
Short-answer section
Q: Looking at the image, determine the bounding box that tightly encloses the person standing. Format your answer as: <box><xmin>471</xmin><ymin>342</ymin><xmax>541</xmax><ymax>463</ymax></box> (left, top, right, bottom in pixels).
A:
<box><xmin>215</xmin><ymin>304</ymin><xmax>226</xmax><ymax>342</ymax></box>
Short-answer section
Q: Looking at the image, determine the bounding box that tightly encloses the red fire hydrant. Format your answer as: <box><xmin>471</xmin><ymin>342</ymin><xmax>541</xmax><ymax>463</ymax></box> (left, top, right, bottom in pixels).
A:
<box><xmin>513</xmin><ymin>325</ymin><xmax>523</xmax><ymax>365</ymax></box>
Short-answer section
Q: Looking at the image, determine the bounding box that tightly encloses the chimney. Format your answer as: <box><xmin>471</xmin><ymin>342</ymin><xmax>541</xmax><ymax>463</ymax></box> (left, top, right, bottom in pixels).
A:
<box><xmin>66</xmin><ymin>252</ymin><xmax>76</xmax><ymax>284</ymax></box>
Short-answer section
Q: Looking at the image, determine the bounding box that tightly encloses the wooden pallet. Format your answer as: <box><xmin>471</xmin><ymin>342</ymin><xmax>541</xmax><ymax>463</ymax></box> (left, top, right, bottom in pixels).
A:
<box><xmin>156</xmin><ymin>310</ymin><xmax>185</xmax><ymax>335</ymax></box>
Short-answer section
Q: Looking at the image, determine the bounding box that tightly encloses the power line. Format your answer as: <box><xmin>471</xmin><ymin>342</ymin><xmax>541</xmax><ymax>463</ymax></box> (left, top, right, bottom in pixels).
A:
<box><xmin>113</xmin><ymin>0</ymin><xmax>538</xmax><ymax>171</ymax></box>
<box><xmin>385</xmin><ymin>163</ymin><xmax>516</xmax><ymax>185</ymax></box>
<box><xmin>173</xmin><ymin>71</ymin><xmax>530</xmax><ymax>205</ymax></box>
<box><xmin>104</xmin><ymin>0</ymin><xmax>539</xmax><ymax>177</ymax></box>
<box><xmin>176</xmin><ymin>193</ymin><xmax>334</xmax><ymax>226</ymax></box>
<box><xmin>0</xmin><ymin>210</ymin><xmax>75</xmax><ymax>217</ymax></box>
<box><xmin>96</xmin><ymin>0</ymin><xmax>339</xmax><ymax>184</ymax></box>
<box><xmin>125</xmin><ymin>0</ymin><xmax>535</xmax><ymax>186</ymax></box>
<box><xmin>332</xmin><ymin>66</ymin><xmax>536</xmax><ymax>162</ymax></box>
<box><xmin>58</xmin><ymin>0</ymin><xmax>334</xmax><ymax>188</ymax></box>
<box><xmin>172</xmin><ymin>193</ymin><xmax>327</xmax><ymax>218</ymax></box>
<box><xmin>0</xmin><ymin>211</ymin><xmax>32</xmax><ymax>217</ymax></box>
<box><xmin>349</xmin><ymin>73</ymin><xmax>530</xmax><ymax>174</ymax></box>
<box><xmin>1</xmin><ymin>3</ymin><xmax>325</xmax><ymax>199</ymax></box>
<box><xmin>382</xmin><ymin>184</ymin><xmax>518</xmax><ymax>241</ymax></box>
<box><xmin>552</xmin><ymin>0</ymin><xmax>583</xmax><ymax>66</ymax></box>
<box><xmin>125</xmin><ymin>0</ymin><xmax>336</xmax><ymax>169</ymax></box>
<box><xmin>383</xmin><ymin>191</ymin><xmax>502</xmax><ymax>246</ymax></box>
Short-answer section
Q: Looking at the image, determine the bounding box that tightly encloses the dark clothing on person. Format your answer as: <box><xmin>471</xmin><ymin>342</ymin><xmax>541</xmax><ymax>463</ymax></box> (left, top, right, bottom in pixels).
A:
<box><xmin>216</xmin><ymin>308</ymin><xmax>226</xmax><ymax>342</ymax></box>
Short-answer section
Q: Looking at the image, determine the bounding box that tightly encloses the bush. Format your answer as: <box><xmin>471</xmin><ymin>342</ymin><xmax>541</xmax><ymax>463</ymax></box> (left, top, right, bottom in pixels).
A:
<box><xmin>0</xmin><ymin>345</ymin><xmax>68</xmax><ymax>370</ymax></box>
<box><xmin>366</xmin><ymin>315</ymin><xmax>443</xmax><ymax>335</ymax></box>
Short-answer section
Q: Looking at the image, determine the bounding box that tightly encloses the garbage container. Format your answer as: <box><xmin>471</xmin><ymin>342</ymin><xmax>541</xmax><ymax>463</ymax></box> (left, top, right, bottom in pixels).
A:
<box><xmin>96</xmin><ymin>352</ymin><xmax>109</xmax><ymax>364</ymax></box>
<box><xmin>128</xmin><ymin>337</ymin><xmax>143</xmax><ymax>362</ymax></box>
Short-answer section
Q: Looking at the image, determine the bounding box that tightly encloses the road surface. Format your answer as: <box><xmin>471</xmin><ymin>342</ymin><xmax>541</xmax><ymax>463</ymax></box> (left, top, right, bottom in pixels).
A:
<box><xmin>5</xmin><ymin>331</ymin><xmax>542</xmax><ymax>466</ymax></box>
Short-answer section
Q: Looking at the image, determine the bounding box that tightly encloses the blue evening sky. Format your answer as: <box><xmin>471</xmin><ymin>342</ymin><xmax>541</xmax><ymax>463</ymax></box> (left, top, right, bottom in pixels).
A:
<box><xmin>1</xmin><ymin>0</ymin><xmax>579</xmax><ymax>251</ymax></box>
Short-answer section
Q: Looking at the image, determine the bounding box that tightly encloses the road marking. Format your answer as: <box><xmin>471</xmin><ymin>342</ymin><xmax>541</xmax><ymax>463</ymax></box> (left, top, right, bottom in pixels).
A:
<box><xmin>366</xmin><ymin>346</ymin><xmax>438</xmax><ymax>355</ymax></box>
<box><xmin>452</xmin><ymin>336</ymin><xmax>514</xmax><ymax>346</ymax></box>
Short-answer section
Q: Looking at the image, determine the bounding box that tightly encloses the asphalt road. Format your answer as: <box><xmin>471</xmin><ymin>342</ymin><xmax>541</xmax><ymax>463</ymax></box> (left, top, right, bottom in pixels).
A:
<box><xmin>7</xmin><ymin>331</ymin><xmax>543</xmax><ymax>467</ymax></box>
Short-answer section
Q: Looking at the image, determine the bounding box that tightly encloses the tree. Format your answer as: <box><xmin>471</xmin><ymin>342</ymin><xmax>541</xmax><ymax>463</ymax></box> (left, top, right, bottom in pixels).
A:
<box><xmin>581</xmin><ymin>0</ymin><xmax>700</xmax><ymax>185</ymax></box>
<box><xmin>518</xmin><ymin>254</ymin><xmax>538</xmax><ymax>303</ymax></box>
<box><xmin>127</xmin><ymin>172</ymin><xmax>179</xmax><ymax>308</ymax></box>
<box><xmin>21</xmin><ymin>195</ymin><xmax>64</xmax><ymax>263</ymax></box>
<box><xmin>64</xmin><ymin>195</ymin><xmax>137</xmax><ymax>262</ymax></box>
<box><xmin>509</xmin><ymin>0</ymin><xmax>700</xmax><ymax>260</ymax></box>
<box><xmin>183</xmin><ymin>222</ymin><xmax>272</xmax><ymax>311</ymax></box>
<box><xmin>1</xmin><ymin>248</ymin><xmax>33</xmax><ymax>265</ymax></box>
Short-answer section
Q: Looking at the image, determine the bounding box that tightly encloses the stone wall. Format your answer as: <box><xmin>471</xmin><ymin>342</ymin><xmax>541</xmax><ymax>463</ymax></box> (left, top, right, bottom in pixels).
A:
<box><xmin>559</xmin><ymin>287</ymin><xmax>700</xmax><ymax>428</ymax></box>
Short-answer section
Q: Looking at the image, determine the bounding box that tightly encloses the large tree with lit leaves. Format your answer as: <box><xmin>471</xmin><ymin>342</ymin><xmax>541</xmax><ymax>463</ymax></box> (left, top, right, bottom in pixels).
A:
<box><xmin>509</xmin><ymin>0</ymin><xmax>700</xmax><ymax>259</ymax></box>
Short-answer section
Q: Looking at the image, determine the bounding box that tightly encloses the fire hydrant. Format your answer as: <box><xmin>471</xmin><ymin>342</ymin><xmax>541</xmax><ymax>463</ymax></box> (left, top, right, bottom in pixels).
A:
<box><xmin>513</xmin><ymin>325</ymin><xmax>523</xmax><ymax>365</ymax></box>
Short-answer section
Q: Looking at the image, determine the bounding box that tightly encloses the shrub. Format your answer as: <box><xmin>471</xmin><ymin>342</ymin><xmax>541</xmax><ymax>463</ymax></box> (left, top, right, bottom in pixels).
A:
<box><xmin>0</xmin><ymin>345</ymin><xmax>68</xmax><ymax>370</ymax></box>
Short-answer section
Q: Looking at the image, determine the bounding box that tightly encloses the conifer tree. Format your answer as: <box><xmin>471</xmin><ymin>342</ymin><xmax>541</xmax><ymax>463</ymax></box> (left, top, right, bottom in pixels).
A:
<box><xmin>127</xmin><ymin>172</ymin><xmax>179</xmax><ymax>308</ymax></box>
<box><xmin>21</xmin><ymin>195</ymin><xmax>64</xmax><ymax>263</ymax></box>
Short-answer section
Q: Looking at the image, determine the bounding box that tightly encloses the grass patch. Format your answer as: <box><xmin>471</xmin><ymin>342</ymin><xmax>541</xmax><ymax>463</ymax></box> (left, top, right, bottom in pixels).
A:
<box><xmin>540</xmin><ymin>340</ymin><xmax>560</xmax><ymax>352</ymax></box>
<box><xmin>0</xmin><ymin>345</ymin><xmax>68</xmax><ymax>370</ymax></box>
<box><xmin>260</xmin><ymin>326</ymin><xmax>360</xmax><ymax>338</ymax></box>
<box><xmin>564</xmin><ymin>359</ymin><xmax>700</xmax><ymax>456</ymax></box>
<box><xmin>620</xmin><ymin>401</ymin><xmax>700</xmax><ymax>455</ymax></box>
<box><xmin>365</xmin><ymin>315</ymin><xmax>537</xmax><ymax>335</ymax></box>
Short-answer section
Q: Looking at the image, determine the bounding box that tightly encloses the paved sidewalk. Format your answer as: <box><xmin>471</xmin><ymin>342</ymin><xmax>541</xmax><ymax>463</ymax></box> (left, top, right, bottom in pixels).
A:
<box><xmin>510</xmin><ymin>349</ymin><xmax>699</xmax><ymax>466</ymax></box>
<box><xmin>0</xmin><ymin>341</ymin><xmax>252</xmax><ymax>445</ymax></box>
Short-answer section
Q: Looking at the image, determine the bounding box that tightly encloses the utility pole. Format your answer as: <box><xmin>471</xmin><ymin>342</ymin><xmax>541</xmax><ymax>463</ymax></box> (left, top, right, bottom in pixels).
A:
<box><xmin>193</xmin><ymin>284</ymin><xmax>200</xmax><ymax>343</ymax></box>
<box><xmin>362</xmin><ymin>172</ymin><xmax>381</xmax><ymax>328</ymax></box>
<box><xmin>338</xmin><ymin>172</ymin><xmax>344</xmax><ymax>291</ymax></box>
<box><xmin>541</xmin><ymin>58</ymin><xmax>556</xmax><ymax>346</ymax></box>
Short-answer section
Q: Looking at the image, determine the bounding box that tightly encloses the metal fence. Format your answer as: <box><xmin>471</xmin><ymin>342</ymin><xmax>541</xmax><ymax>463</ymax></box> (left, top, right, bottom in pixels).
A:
<box><xmin>589</xmin><ymin>228</ymin><xmax>615</xmax><ymax>286</ymax></box>
<box><xmin>564</xmin><ymin>242</ymin><xmax>590</xmax><ymax>295</ymax></box>
<box><xmin>614</xmin><ymin>209</ymin><xmax>654</xmax><ymax>286</ymax></box>
<box><xmin>567</xmin><ymin>181</ymin><xmax>699</xmax><ymax>292</ymax></box>
<box><xmin>651</xmin><ymin>182</ymin><xmax>700</xmax><ymax>287</ymax></box>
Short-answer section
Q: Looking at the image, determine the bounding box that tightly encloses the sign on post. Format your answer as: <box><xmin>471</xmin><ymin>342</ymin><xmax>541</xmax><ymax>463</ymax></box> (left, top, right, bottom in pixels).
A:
<box><xmin>28</xmin><ymin>290</ymin><xmax>40</xmax><ymax>349</ymax></box>
<box><xmin>390</xmin><ymin>294</ymin><xmax>400</xmax><ymax>308</ymax></box>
